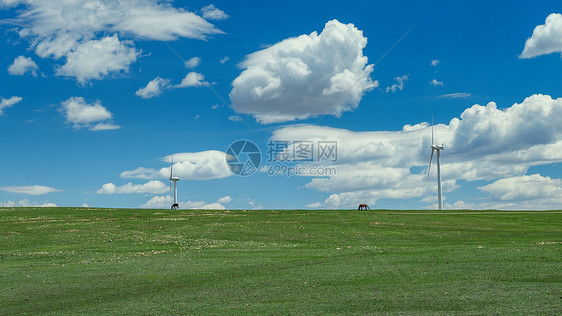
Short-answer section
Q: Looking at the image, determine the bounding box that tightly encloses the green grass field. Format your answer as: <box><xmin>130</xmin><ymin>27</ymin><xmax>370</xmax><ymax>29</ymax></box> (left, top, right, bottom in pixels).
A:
<box><xmin>1</xmin><ymin>207</ymin><xmax>560</xmax><ymax>315</ymax></box>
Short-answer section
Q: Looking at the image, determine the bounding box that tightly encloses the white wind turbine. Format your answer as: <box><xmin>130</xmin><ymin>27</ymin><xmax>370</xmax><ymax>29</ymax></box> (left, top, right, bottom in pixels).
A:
<box><xmin>427</xmin><ymin>118</ymin><xmax>444</xmax><ymax>210</ymax></box>
<box><xmin>169</xmin><ymin>157</ymin><xmax>180</xmax><ymax>209</ymax></box>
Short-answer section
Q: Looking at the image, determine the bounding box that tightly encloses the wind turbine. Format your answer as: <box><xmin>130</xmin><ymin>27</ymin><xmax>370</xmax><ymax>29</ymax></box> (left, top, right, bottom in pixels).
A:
<box><xmin>169</xmin><ymin>156</ymin><xmax>180</xmax><ymax>209</ymax></box>
<box><xmin>427</xmin><ymin>117</ymin><xmax>444</xmax><ymax>210</ymax></box>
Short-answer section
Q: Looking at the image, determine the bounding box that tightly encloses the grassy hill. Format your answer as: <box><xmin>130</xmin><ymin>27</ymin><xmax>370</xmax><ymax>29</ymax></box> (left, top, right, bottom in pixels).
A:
<box><xmin>1</xmin><ymin>207</ymin><xmax>560</xmax><ymax>314</ymax></box>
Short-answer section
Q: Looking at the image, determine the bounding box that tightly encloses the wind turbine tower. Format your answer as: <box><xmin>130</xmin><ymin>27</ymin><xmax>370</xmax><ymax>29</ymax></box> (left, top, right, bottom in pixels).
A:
<box><xmin>169</xmin><ymin>157</ymin><xmax>180</xmax><ymax>209</ymax></box>
<box><xmin>427</xmin><ymin>119</ymin><xmax>444</xmax><ymax>210</ymax></box>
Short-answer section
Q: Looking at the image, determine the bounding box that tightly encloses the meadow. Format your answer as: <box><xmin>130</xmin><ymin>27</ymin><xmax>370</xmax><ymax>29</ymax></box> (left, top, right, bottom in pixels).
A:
<box><xmin>1</xmin><ymin>207</ymin><xmax>560</xmax><ymax>315</ymax></box>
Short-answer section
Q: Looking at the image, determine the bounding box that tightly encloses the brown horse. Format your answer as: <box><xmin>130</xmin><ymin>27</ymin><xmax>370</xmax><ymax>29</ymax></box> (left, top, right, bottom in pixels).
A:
<box><xmin>358</xmin><ymin>204</ymin><xmax>370</xmax><ymax>211</ymax></box>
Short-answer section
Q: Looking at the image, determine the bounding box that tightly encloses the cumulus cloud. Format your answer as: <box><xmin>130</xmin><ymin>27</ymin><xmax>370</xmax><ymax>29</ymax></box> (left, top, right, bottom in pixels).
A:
<box><xmin>59</xmin><ymin>97</ymin><xmax>120</xmax><ymax>131</ymax></box>
<box><xmin>220</xmin><ymin>56</ymin><xmax>230</xmax><ymax>64</ymax></box>
<box><xmin>0</xmin><ymin>96</ymin><xmax>22</xmax><ymax>115</ymax></box>
<box><xmin>56</xmin><ymin>35</ymin><xmax>139</xmax><ymax>83</ymax></box>
<box><xmin>520</xmin><ymin>13</ymin><xmax>562</xmax><ymax>59</ymax></box>
<box><xmin>0</xmin><ymin>185</ymin><xmax>61</xmax><ymax>195</ymax></box>
<box><xmin>139</xmin><ymin>195</ymin><xmax>172</xmax><ymax>208</ymax></box>
<box><xmin>8</xmin><ymin>56</ymin><xmax>39</xmax><ymax>76</ymax></box>
<box><xmin>97</xmin><ymin>180</ymin><xmax>167</xmax><ymax>194</ymax></box>
<box><xmin>230</xmin><ymin>19</ymin><xmax>377</xmax><ymax>124</ymax></box>
<box><xmin>430</xmin><ymin>79</ymin><xmax>444</xmax><ymax>87</ymax></box>
<box><xmin>120</xmin><ymin>150</ymin><xmax>233</xmax><ymax>182</ymax></box>
<box><xmin>480</xmin><ymin>174</ymin><xmax>561</xmax><ymax>202</ymax></box>
<box><xmin>135</xmin><ymin>72</ymin><xmax>210</xmax><ymax>98</ymax></box>
<box><xmin>272</xmin><ymin>94</ymin><xmax>562</xmax><ymax>209</ymax></box>
<box><xmin>176</xmin><ymin>72</ymin><xmax>209</xmax><ymax>87</ymax></box>
<box><xmin>135</xmin><ymin>77</ymin><xmax>171</xmax><ymax>99</ymax></box>
<box><xmin>201</xmin><ymin>4</ymin><xmax>229</xmax><ymax>20</ymax></box>
<box><xmin>140</xmin><ymin>195</ymin><xmax>227</xmax><ymax>209</ymax></box>
<box><xmin>478</xmin><ymin>174</ymin><xmax>562</xmax><ymax>210</ymax></box>
<box><xmin>430</xmin><ymin>59</ymin><xmax>439</xmax><ymax>66</ymax></box>
<box><xmin>184</xmin><ymin>56</ymin><xmax>201</xmax><ymax>68</ymax></box>
<box><xmin>159</xmin><ymin>151</ymin><xmax>232</xmax><ymax>180</ymax></box>
<box><xmin>4</xmin><ymin>0</ymin><xmax>223</xmax><ymax>83</ymax></box>
<box><xmin>385</xmin><ymin>75</ymin><xmax>408</xmax><ymax>93</ymax></box>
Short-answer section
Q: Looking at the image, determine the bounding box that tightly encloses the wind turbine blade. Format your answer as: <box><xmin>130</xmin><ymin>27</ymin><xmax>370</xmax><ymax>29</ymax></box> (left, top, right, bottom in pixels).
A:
<box><xmin>427</xmin><ymin>149</ymin><xmax>434</xmax><ymax>177</ymax></box>
<box><xmin>431</xmin><ymin>115</ymin><xmax>434</xmax><ymax>145</ymax></box>
<box><xmin>169</xmin><ymin>156</ymin><xmax>173</xmax><ymax>193</ymax></box>
<box><xmin>170</xmin><ymin>156</ymin><xmax>173</xmax><ymax>178</ymax></box>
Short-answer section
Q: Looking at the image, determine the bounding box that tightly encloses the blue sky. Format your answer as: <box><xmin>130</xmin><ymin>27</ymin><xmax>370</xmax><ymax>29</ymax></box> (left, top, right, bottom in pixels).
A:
<box><xmin>1</xmin><ymin>0</ymin><xmax>562</xmax><ymax>210</ymax></box>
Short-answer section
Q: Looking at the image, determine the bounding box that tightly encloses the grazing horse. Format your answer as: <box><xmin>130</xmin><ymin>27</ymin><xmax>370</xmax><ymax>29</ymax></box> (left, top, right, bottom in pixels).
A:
<box><xmin>358</xmin><ymin>204</ymin><xmax>370</xmax><ymax>211</ymax></box>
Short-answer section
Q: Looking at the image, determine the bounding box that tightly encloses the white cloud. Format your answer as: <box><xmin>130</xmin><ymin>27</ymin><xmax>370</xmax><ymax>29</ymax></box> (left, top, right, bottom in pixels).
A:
<box><xmin>8</xmin><ymin>56</ymin><xmax>39</xmax><ymax>76</ymax></box>
<box><xmin>430</xmin><ymin>59</ymin><xmax>439</xmax><ymax>66</ymax></box>
<box><xmin>217</xmin><ymin>196</ymin><xmax>232</xmax><ymax>204</ymax></box>
<box><xmin>91</xmin><ymin>122</ymin><xmax>121</xmax><ymax>131</ymax></box>
<box><xmin>97</xmin><ymin>180</ymin><xmax>167</xmax><ymax>194</ymax></box>
<box><xmin>59</xmin><ymin>97</ymin><xmax>120</xmax><ymax>131</ymax></box>
<box><xmin>121</xmin><ymin>150</ymin><xmax>233</xmax><ymax>182</ymax></box>
<box><xmin>271</xmin><ymin>94</ymin><xmax>562</xmax><ymax>208</ymax></box>
<box><xmin>6</xmin><ymin>0</ymin><xmax>223</xmax><ymax>83</ymax></box>
<box><xmin>184</xmin><ymin>56</ymin><xmax>201</xmax><ymax>68</ymax></box>
<box><xmin>479</xmin><ymin>174</ymin><xmax>562</xmax><ymax>210</ymax></box>
<box><xmin>220</xmin><ymin>56</ymin><xmax>230</xmax><ymax>64</ymax></box>
<box><xmin>444</xmin><ymin>200</ymin><xmax>476</xmax><ymax>210</ymax></box>
<box><xmin>192</xmin><ymin>202</ymin><xmax>225</xmax><ymax>210</ymax></box>
<box><xmin>176</xmin><ymin>72</ymin><xmax>209</xmax><ymax>87</ymax></box>
<box><xmin>140</xmin><ymin>195</ymin><xmax>226</xmax><ymax>209</ymax></box>
<box><xmin>0</xmin><ymin>96</ymin><xmax>22</xmax><ymax>115</ymax></box>
<box><xmin>159</xmin><ymin>151</ymin><xmax>232</xmax><ymax>180</ymax></box>
<box><xmin>248</xmin><ymin>199</ymin><xmax>263</xmax><ymax>210</ymax></box>
<box><xmin>0</xmin><ymin>0</ymin><xmax>24</xmax><ymax>8</ymax></box>
<box><xmin>136</xmin><ymin>72</ymin><xmax>208</xmax><ymax>98</ymax></box>
<box><xmin>135</xmin><ymin>77</ymin><xmax>171</xmax><ymax>99</ymax></box>
<box><xmin>520</xmin><ymin>13</ymin><xmax>562</xmax><ymax>59</ymax></box>
<box><xmin>10</xmin><ymin>1</ymin><xmax>223</xmax><ymax>41</ymax></box>
<box><xmin>230</xmin><ymin>19</ymin><xmax>377</xmax><ymax>124</ymax></box>
<box><xmin>438</xmin><ymin>92</ymin><xmax>471</xmax><ymax>98</ymax></box>
<box><xmin>479</xmin><ymin>174</ymin><xmax>562</xmax><ymax>202</ymax></box>
<box><xmin>34</xmin><ymin>32</ymin><xmax>81</xmax><ymax>59</ymax></box>
<box><xmin>56</xmin><ymin>35</ymin><xmax>139</xmax><ymax>84</ymax></box>
<box><xmin>201</xmin><ymin>4</ymin><xmax>229</xmax><ymax>20</ymax></box>
<box><xmin>112</xmin><ymin>2</ymin><xmax>224</xmax><ymax>41</ymax></box>
<box><xmin>307</xmin><ymin>202</ymin><xmax>323</xmax><ymax>208</ymax></box>
<box><xmin>385</xmin><ymin>74</ymin><xmax>408</xmax><ymax>93</ymax></box>
<box><xmin>430</xmin><ymin>79</ymin><xmax>444</xmax><ymax>87</ymax></box>
<box><xmin>228</xmin><ymin>115</ymin><xmax>243</xmax><ymax>121</ymax></box>
<box><xmin>120</xmin><ymin>167</ymin><xmax>160</xmax><ymax>180</ymax></box>
<box><xmin>140</xmin><ymin>195</ymin><xmax>172</xmax><ymax>208</ymax></box>
<box><xmin>3</xmin><ymin>199</ymin><xmax>57</xmax><ymax>207</ymax></box>
<box><xmin>0</xmin><ymin>185</ymin><xmax>61</xmax><ymax>195</ymax></box>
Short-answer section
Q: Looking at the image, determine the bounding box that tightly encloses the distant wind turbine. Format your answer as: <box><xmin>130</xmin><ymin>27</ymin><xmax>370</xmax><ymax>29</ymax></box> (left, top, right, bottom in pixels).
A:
<box><xmin>169</xmin><ymin>157</ymin><xmax>180</xmax><ymax>209</ymax></box>
<box><xmin>427</xmin><ymin>117</ymin><xmax>444</xmax><ymax>210</ymax></box>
